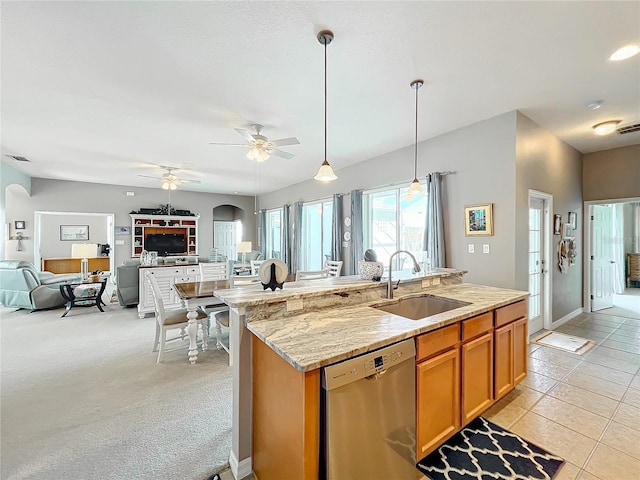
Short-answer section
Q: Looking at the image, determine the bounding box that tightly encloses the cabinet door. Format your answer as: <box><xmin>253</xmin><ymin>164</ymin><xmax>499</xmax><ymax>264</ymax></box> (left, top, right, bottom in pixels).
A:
<box><xmin>416</xmin><ymin>348</ymin><xmax>460</xmax><ymax>459</ymax></box>
<box><xmin>461</xmin><ymin>332</ymin><xmax>494</xmax><ymax>424</ymax></box>
<box><xmin>513</xmin><ymin>317</ymin><xmax>528</xmax><ymax>385</ymax></box>
<box><xmin>494</xmin><ymin>324</ymin><xmax>514</xmax><ymax>400</ymax></box>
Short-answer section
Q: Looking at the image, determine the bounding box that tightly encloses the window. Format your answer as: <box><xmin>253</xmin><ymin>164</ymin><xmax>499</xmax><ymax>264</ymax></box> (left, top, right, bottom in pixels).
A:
<box><xmin>265</xmin><ymin>208</ymin><xmax>283</xmax><ymax>259</ymax></box>
<box><xmin>363</xmin><ymin>185</ymin><xmax>427</xmax><ymax>270</ymax></box>
<box><xmin>300</xmin><ymin>199</ymin><xmax>333</xmax><ymax>270</ymax></box>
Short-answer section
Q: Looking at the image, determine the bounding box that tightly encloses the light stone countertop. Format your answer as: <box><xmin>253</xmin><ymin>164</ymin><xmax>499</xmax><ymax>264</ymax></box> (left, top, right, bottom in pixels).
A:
<box><xmin>214</xmin><ymin>268</ymin><xmax>465</xmax><ymax>308</ymax></box>
<box><xmin>246</xmin><ymin>283</ymin><xmax>528</xmax><ymax>372</ymax></box>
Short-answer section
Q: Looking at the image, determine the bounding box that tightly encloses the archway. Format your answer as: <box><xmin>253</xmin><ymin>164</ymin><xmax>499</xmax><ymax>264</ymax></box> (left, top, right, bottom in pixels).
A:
<box><xmin>212</xmin><ymin>204</ymin><xmax>249</xmax><ymax>261</ymax></box>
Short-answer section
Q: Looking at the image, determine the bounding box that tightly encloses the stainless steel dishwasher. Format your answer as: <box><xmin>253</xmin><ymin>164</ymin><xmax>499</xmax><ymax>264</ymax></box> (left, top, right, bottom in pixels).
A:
<box><xmin>321</xmin><ymin>338</ymin><xmax>416</xmax><ymax>480</ymax></box>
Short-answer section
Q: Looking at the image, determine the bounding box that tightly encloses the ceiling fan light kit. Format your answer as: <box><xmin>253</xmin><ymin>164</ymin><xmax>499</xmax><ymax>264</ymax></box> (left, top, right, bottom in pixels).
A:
<box><xmin>406</xmin><ymin>79</ymin><xmax>424</xmax><ymax>199</ymax></box>
<box><xmin>609</xmin><ymin>44</ymin><xmax>640</xmax><ymax>61</ymax></box>
<box><xmin>210</xmin><ymin>123</ymin><xmax>299</xmax><ymax>161</ymax></box>
<box><xmin>313</xmin><ymin>29</ymin><xmax>337</xmax><ymax>183</ymax></box>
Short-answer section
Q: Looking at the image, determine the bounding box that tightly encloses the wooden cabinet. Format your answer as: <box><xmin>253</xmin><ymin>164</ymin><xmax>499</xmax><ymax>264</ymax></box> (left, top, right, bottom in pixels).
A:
<box><xmin>130</xmin><ymin>214</ymin><xmax>199</xmax><ymax>257</ymax></box>
<box><xmin>137</xmin><ymin>265</ymin><xmax>201</xmax><ymax>318</ymax></box>
<box><xmin>461</xmin><ymin>331</ymin><xmax>494</xmax><ymax>424</ymax></box>
<box><xmin>494</xmin><ymin>300</ymin><xmax>528</xmax><ymax>400</ymax></box>
<box><xmin>42</xmin><ymin>257</ymin><xmax>110</xmax><ymax>274</ymax></box>
<box><xmin>415</xmin><ymin>324</ymin><xmax>461</xmax><ymax>459</ymax></box>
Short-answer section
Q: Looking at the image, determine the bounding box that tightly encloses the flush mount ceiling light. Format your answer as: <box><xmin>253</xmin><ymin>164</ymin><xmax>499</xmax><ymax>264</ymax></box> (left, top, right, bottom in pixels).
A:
<box><xmin>586</xmin><ymin>100</ymin><xmax>604</xmax><ymax>110</ymax></box>
<box><xmin>406</xmin><ymin>79</ymin><xmax>425</xmax><ymax>200</ymax></box>
<box><xmin>610</xmin><ymin>44</ymin><xmax>640</xmax><ymax>61</ymax></box>
<box><xmin>314</xmin><ymin>30</ymin><xmax>337</xmax><ymax>182</ymax></box>
<box><xmin>592</xmin><ymin>120</ymin><xmax>621</xmax><ymax>136</ymax></box>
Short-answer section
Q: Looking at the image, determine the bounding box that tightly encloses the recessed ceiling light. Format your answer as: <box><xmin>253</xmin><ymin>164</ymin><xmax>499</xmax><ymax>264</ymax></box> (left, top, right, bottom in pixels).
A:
<box><xmin>592</xmin><ymin>120</ymin><xmax>621</xmax><ymax>135</ymax></box>
<box><xmin>586</xmin><ymin>100</ymin><xmax>603</xmax><ymax>110</ymax></box>
<box><xmin>609</xmin><ymin>44</ymin><xmax>640</xmax><ymax>61</ymax></box>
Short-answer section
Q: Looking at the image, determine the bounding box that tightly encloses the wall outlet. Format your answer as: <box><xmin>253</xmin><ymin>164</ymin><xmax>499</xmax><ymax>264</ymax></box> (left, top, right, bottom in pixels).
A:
<box><xmin>286</xmin><ymin>298</ymin><xmax>304</xmax><ymax>312</ymax></box>
<box><xmin>432</xmin><ymin>277</ymin><xmax>440</xmax><ymax>286</ymax></box>
<box><xmin>468</xmin><ymin>244</ymin><xmax>475</xmax><ymax>254</ymax></box>
<box><xmin>421</xmin><ymin>279</ymin><xmax>431</xmax><ymax>288</ymax></box>
<box><xmin>483</xmin><ymin>244</ymin><xmax>490</xmax><ymax>254</ymax></box>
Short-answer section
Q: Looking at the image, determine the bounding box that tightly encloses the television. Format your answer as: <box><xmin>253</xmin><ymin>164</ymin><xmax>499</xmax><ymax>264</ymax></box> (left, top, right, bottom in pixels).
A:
<box><xmin>144</xmin><ymin>233</ymin><xmax>186</xmax><ymax>256</ymax></box>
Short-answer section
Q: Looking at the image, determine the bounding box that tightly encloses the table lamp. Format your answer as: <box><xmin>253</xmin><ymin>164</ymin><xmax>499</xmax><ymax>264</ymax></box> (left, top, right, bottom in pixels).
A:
<box><xmin>71</xmin><ymin>243</ymin><xmax>98</xmax><ymax>281</ymax></box>
<box><xmin>237</xmin><ymin>241</ymin><xmax>252</xmax><ymax>268</ymax></box>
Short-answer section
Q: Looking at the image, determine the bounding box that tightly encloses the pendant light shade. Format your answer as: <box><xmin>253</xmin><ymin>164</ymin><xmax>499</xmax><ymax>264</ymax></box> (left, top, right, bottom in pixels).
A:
<box><xmin>406</xmin><ymin>79</ymin><xmax>424</xmax><ymax>200</ymax></box>
<box><xmin>314</xmin><ymin>30</ymin><xmax>337</xmax><ymax>182</ymax></box>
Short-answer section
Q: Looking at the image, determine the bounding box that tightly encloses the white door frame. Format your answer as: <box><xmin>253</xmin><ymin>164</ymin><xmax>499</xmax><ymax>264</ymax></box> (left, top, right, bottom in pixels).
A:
<box><xmin>583</xmin><ymin>196</ymin><xmax>640</xmax><ymax>313</ymax></box>
<box><xmin>528</xmin><ymin>190</ymin><xmax>553</xmax><ymax>330</ymax></box>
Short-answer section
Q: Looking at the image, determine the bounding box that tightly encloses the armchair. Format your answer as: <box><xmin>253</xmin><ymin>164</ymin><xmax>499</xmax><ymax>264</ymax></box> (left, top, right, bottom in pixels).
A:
<box><xmin>115</xmin><ymin>259</ymin><xmax>141</xmax><ymax>307</ymax></box>
<box><xmin>0</xmin><ymin>260</ymin><xmax>81</xmax><ymax>311</ymax></box>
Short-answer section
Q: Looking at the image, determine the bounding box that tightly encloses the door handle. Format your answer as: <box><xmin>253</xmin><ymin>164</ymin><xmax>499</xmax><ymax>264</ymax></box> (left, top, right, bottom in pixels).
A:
<box><xmin>610</xmin><ymin>261</ymin><xmax>616</xmax><ymax>264</ymax></box>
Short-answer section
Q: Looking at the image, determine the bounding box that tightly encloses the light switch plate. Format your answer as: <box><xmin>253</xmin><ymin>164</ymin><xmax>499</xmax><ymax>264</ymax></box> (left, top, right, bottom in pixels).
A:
<box><xmin>468</xmin><ymin>244</ymin><xmax>475</xmax><ymax>254</ymax></box>
<box><xmin>432</xmin><ymin>277</ymin><xmax>440</xmax><ymax>286</ymax></box>
<box><xmin>483</xmin><ymin>244</ymin><xmax>490</xmax><ymax>254</ymax></box>
<box><xmin>286</xmin><ymin>299</ymin><xmax>303</xmax><ymax>312</ymax></box>
<box><xmin>115</xmin><ymin>239</ymin><xmax>125</xmax><ymax>245</ymax></box>
<box><xmin>421</xmin><ymin>279</ymin><xmax>431</xmax><ymax>288</ymax></box>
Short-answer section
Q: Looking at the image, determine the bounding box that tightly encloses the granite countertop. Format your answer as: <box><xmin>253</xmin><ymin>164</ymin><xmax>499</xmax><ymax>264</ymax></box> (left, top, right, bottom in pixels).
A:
<box><xmin>247</xmin><ymin>283</ymin><xmax>528</xmax><ymax>372</ymax></box>
<box><xmin>214</xmin><ymin>267</ymin><xmax>465</xmax><ymax>308</ymax></box>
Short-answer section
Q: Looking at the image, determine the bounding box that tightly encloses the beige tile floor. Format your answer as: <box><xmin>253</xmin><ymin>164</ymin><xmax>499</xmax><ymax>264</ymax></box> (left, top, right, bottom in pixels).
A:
<box><xmin>220</xmin><ymin>311</ymin><xmax>640</xmax><ymax>480</ymax></box>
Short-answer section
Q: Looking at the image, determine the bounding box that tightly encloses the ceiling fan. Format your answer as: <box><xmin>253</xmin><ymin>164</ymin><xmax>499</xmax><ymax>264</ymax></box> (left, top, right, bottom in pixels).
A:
<box><xmin>138</xmin><ymin>166</ymin><xmax>201</xmax><ymax>190</ymax></box>
<box><xmin>209</xmin><ymin>124</ymin><xmax>300</xmax><ymax>161</ymax></box>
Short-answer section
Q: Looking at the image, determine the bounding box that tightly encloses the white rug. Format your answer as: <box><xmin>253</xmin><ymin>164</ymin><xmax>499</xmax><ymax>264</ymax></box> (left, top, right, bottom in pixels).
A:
<box><xmin>532</xmin><ymin>331</ymin><xmax>595</xmax><ymax>355</ymax></box>
<box><xmin>0</xmin><ymin>303</ymin><xmax>231</xmax><ymax>480</ymax></box>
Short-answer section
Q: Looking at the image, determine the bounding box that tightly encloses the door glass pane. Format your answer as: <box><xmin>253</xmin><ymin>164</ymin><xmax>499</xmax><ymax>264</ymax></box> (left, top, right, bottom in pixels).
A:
<box><xmin>266</xmin><ymin>209</ymin><xmax>282</xmax><ymax>259</ymax></box>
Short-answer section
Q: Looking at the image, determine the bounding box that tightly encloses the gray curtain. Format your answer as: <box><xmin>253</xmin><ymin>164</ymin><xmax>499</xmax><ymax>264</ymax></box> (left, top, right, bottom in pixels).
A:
<box><xmin>425</xmin><ymin>172</ymin><xmax>445</xmax><ymax>267</ymax></box>
<box><xmin>350</xmin><ymin>190</ymin><xmax>363</xmax><ymax>274</ymax></box>
<box><xmin>259</xmin><ymin>209</ymin><xmax>267</xmax><ymax>258</ymax></box>
<box><xmin>292</xmin><ymin>201</ymin><xmax>303</xmax><ymax>274</ymax></box>
<box><xmin>282</xmin><ymin>204</ymin><xmax>291</xmax><ymax>268</ymax></box>
<box><xmin>331</xmin><ymin>193</ymin><xmax>343</xmax><ymax>262</ymax></box>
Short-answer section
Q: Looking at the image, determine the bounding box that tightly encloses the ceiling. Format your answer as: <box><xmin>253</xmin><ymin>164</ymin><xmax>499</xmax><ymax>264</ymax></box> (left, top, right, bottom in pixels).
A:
<box><xmin>1</xmin><ymin>1</ymin><xmax>639</xmax><ymax>195</ymax></box>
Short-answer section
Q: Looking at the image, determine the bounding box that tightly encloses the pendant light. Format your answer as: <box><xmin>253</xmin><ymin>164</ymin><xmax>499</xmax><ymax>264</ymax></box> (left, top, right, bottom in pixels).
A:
<box><xmin>314</xmin><ymin>30</ymin><xmax>337</xmax><ymax>182</ymax></box>
<box><xmin>406</xmin><ymin>79</ymin><xmax>424</xmax><ymax>199</ymax></box>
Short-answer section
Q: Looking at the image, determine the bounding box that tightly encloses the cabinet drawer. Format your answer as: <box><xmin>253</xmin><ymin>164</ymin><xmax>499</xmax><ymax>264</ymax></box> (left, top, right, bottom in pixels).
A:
<box><xmin>462</xmin><ymin>312</ymin><xmax>493</xmax><ymax>342</ymax></box>
<box><xmin>495</xmin><ymin>300</ymin><xmax>527</xmax><ymax>328</ymax></box>
<box><xmin>416</xmin><ymin>324</ymin><xmax>460</xmax><ymax>362</ymax></box>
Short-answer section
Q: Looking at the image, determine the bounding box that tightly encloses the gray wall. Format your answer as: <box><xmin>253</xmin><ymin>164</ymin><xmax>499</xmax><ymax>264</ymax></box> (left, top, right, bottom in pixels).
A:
<box><xmin>515</xmin><ymin>112</ymin><xmax>584</xmax><ymax>321</ymax></box>
<box><xmin>4</xmin><ymin>178</ymin><xmax>256</xmax><ymax>268</ymax></box>
<box><xmin>583</xmin><ymin>145</ymin><xmax>640</xmax><ymax>201</ymax></box>
<box><xmin>261</xmin><ymin>111</ymin><xmax>519</xmax><ymax>288</ymax></box>
<box><xmin>40</xmin><ymin>214</ymin><xmax>109</xmax><ymax>258</ymax></box>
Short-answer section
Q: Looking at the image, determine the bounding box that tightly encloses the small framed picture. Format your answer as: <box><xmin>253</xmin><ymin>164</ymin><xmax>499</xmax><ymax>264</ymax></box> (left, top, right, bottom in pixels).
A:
<box><xmin>115</xmin><ymin>226</ymin><xmax>131</xmax><ymax>236</ymax></box>
<box><xmin>14</xmin><ymin>220</ymin><xmax>25</xmax><ymax>230</ymax></box>
<box><xmin>562</xmin><ymin>223</ymin><xmax>574</xmax><ymax>240</ymax></box>
<box><xmin>553</xmin><ymin>214</ymin><xmax>562</xmax><ymax>235</ymax></box>
<box><xmin>464</xmin><ymin>203</ymin><xmax>494</xmax><ymax>236</ymax></box>
<box><xmin>568</xmin><ymin>212</ymin><xmax>577</xmax><ymax>230</ymax></box>
<box><xmin>60</xmin><ymin>225</ymin><xmax>89</xmax><ymax>241</ymax></box>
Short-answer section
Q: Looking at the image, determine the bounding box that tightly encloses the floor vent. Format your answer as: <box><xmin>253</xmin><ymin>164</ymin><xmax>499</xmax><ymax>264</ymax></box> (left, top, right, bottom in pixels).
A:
<box><xmin>6</xmin><ymin>155</ymin><xmax>30</xmax><ymax>162</ymax></box>
<box><xmin>618</xmin><ymin>123</ymin><xmax>640</xmax><ymax>135</ymax></box>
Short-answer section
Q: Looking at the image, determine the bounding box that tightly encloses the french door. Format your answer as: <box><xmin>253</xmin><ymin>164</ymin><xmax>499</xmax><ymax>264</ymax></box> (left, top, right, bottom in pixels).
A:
<box><xmin>528</xmin><ymin>197</ymin><xmax>545</xmax><ymax>333</ymax></box>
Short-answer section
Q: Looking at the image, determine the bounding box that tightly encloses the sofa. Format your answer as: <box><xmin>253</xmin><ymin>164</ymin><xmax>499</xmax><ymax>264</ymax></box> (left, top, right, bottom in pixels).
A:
<box><xmin>0</xmin><ymin>260</ymin><xmax>81</xmax><ymax>311</ymax></box>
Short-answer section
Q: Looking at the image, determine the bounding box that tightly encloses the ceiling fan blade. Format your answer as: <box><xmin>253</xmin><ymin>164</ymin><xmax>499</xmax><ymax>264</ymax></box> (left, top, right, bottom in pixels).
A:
<box><xmin>209</xmin><ymin>142</ymin><xmax>251</xmax><ymax>147</ymax></box>
<box><xmin>270</xmin><ymin>148</ymin><xmax>295</xmax><ymax>160</ymax></box>
<box><xmin>270</xmin><ymin>137</ymin><xmax>300</xmax><ymax>147</ymax></box>
<box><xmin>177</xmin><ymin>179</ymin><xmax>201</xmax><ymax>185</ymax></box>
<box><xmin>235</xmin><ymin>128</ymin><xmax>257</xmax><ymax>143</ymax></box>
<box><xmin>138</xmin><ymin>174</ymin><xmax>163</xmax><ymax>179</ymax></box>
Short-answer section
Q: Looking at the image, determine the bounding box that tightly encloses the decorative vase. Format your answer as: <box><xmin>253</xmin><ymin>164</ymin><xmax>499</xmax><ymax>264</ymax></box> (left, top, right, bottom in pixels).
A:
<box><xmin>358</xmin><ymin>261</ymin><xmax>384</xmax><ymax>280</ymax></box>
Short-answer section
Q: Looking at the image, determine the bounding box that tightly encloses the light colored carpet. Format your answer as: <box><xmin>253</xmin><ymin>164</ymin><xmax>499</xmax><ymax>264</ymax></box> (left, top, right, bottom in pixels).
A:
<box><xmin>0</xmin><ymin>301</ymin><xmax>232</xmax><ymax>480</ymax></box>
<box><xmin>532</xmin><ymin>331</ymin><xmax>594</xmax><ymax>355</ymax></box>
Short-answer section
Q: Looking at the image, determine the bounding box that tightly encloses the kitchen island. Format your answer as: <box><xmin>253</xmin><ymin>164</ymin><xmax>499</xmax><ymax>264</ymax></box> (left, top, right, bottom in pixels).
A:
<box><xmin>213</xmin><ymin>269</ymin><xmax>528</xmax><ymax>480</ymax></box>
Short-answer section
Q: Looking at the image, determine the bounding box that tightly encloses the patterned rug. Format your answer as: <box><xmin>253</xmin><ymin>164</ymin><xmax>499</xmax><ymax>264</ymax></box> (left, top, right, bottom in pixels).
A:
<box><xmin>417</xmin><ymin>417</ymin><xmax>565</xmax><ymax>480</ymax></box>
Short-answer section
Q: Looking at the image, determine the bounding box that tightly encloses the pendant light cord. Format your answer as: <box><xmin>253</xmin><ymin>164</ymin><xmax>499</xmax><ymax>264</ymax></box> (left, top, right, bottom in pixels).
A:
<box><xmin>414</xmin><ymin>84</ymin><xmax>419</xmax><ymax>179</ymax></box>
<box><xmin>324</xmin><ymin>39</ymin><xmax>328</xmax><ymax>164</ymax></box>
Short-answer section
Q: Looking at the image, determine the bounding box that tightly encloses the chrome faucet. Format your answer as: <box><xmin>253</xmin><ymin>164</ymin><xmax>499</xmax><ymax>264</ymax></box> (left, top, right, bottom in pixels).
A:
<box><xmin>387</xmin><ymin>250</ymin><xmax>421</xmax><ymax>299</ymax></box>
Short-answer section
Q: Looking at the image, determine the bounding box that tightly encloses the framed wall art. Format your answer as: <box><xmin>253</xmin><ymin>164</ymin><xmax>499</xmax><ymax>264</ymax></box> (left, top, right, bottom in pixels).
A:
<box><xmin>60</xmin><ymin>225</ymin><xmax>89</xmax><ymax>241</ymax></box>
<box><xmin>14</xmin><ymin>220</ymin><xmax>25</xmax><ymax>230</ymax></box>
<box><xmin>464</xmin><ymin>203</ymin><xmax>494</xmax><ymax>236</ymax></box>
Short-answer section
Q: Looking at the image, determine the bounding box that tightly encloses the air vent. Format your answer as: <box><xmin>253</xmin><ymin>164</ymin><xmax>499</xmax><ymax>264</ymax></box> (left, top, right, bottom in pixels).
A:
<box><xmin>618</xmin><ymin>123</ymin><xmax>640</xmax><ymax>135</ymax></box>
<box><xmin>7</xmin><ymin>155</ymin><xmax>30</xmax><ymax>162</ymax></box>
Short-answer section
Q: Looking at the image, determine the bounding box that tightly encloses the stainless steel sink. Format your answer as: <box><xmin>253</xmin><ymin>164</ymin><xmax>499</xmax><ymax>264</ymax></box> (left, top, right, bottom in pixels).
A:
<box><xmin>373</xmin><ymin>295</ymin><xmax>471</xmax><ymax>320</ymax></box>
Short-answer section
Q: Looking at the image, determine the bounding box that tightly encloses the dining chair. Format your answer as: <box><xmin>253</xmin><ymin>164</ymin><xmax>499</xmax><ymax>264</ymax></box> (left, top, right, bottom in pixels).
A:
<box><xmin>324</xmin><ymin>260</ymin><xmax>343</xmax><ymax>277</ymax></box>
<box><xmin>250</xmin><ymin>259</ymin><xmax>265</xmax><ymax>275</ymax></box>
<box><xmin>148</xmin><ymin>275</ymin><xmax>208</xmax><ymax>363</ymax></box>
<box><xmin>295</xmin><ymin>268</ymin><xmax>330</xmax><ymax>281</ymax></box>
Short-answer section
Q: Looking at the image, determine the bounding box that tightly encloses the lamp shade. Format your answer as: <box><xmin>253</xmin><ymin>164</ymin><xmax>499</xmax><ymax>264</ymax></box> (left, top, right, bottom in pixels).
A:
<box><xmin>71</xmin><ymin>243</ymin><xmax>98</xmax><ymax>258</ymax></box>
<box><xmin>247</xmin><ymin>147</ymin><xmax>270</xmax><ymax>162</ymax></box>
<box><xmin>236</xmin><ymin>241</ymin><xmax>252</xmax><ymax>254</ymax></box>
<box><xmin>314</xmin><ymin>160</ymin><xmax>338</xmax><ymax>182</ymax></box>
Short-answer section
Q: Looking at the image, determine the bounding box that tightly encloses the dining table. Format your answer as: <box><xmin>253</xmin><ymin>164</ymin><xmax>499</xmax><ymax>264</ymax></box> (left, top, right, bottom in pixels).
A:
<box><xmin>173</xmin><ymin>279</ymin><xmax>230</xmax><ymax>364</ymax></box>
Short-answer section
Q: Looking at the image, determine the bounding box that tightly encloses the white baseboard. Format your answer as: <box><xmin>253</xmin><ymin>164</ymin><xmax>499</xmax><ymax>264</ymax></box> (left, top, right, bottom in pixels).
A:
<box><xmin>229</xmin><ymin>451</ymin><xmax>252</xmax><ymax>480</ymax></box>
<box><xmin>551</xmin><ymin>307</ymin><xmax>583</xmax><ymax>330</ymax></box>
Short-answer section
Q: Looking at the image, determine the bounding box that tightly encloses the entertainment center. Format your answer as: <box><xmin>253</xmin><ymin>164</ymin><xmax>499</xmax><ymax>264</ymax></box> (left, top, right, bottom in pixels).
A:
<box><xmin>130</xmin><ymin>214</ymin><xmax>199</xmax><ymax>257</ymax></box>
